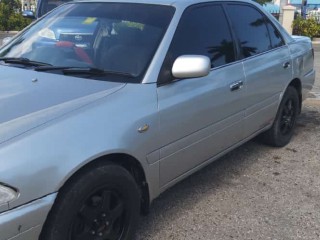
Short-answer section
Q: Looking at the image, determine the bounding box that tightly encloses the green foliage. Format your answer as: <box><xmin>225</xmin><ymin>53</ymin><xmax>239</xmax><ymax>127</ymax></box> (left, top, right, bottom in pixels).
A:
<box><xmin>0</xmin><ymin>1</ymin><xmax>32</xmax><ymax>31</ymax></box>
<box><xmin>7</xmin><ymin>14</ymin><xmax>32</xmax><ymax>31</ymax></box>
<box><xmin>254</xmin><ymin>0</ymin><xmax>272</xmax><ymax>5</ymax></box>
<box><xmin>1</xmin><ymin>0</ymin><xmax>20</xmax><ymax>11</ymax></box>
<box><xmin>292</xmin><ymin>16</ymin><xmax>320</xmax><ymax>39</ymax></box>
<box><xmin>114</xmin><ymin>21</ymin><xmax>144</xmax><ymax>33</ymax></box>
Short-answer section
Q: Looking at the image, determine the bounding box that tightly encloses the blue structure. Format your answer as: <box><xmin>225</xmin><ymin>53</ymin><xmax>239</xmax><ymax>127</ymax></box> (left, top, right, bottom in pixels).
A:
<box><xmin>290</xmin><ymin>0</ymin><xmax>320</xmax><ymax>9</ymax></box>
<box><xmin>263</xmin><ymin>2</ymin><xmax>281</xmax><ymax>13</ymax></box>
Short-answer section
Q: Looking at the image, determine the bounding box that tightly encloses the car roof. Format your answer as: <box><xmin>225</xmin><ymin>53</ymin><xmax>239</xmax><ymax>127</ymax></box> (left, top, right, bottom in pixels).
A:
<box><xmin>76</xmin><ymin>0</ymin><xmax>253</xmax><ymax>8</ymax></box>
<box><xmin>73</xmin><ymin>0</ymin><xmax>293</xmax><ymax>43</ymax></box>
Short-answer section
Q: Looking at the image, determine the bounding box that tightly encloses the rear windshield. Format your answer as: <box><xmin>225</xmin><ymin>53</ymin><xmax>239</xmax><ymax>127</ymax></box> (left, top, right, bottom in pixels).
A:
<box><xmin>38</xmin><ymin>0</ymin><xmax>72</xmax><ymax>17</ymax></box>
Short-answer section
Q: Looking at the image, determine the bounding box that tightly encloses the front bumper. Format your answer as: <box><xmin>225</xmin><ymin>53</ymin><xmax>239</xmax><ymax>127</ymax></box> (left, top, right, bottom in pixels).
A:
<box><xmin>0</xmin><ymin>193</ymin><xmax>56</xmax><ymax>240</ymax></box>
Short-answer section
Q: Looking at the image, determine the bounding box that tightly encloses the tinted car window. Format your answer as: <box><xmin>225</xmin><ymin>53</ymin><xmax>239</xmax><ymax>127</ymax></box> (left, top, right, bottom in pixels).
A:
<box><xmin>38</xmin><ymin>0</ymin><xmax>72</xmax><ymax>17</ymax></box>
<box><xmin>266</xmin><ymin>20</ymin><xmax>285</xmax><ymax>49</ymax></box>
<box><xmin>168</xmin><ymin>4</ymin><xmax>235</xmax><ymax>69</ymax></box>
<box><xmin>227</xmin><ymin>4</ymin><xmax>271</xmax><ymax>58</ymax></box>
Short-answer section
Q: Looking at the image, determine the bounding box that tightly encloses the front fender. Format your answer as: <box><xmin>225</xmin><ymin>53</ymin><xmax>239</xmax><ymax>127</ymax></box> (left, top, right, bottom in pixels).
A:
<box><xmin>0</xmin><ymin>83</ymin><xmax>160</xmax><ymax>210</ymax></box>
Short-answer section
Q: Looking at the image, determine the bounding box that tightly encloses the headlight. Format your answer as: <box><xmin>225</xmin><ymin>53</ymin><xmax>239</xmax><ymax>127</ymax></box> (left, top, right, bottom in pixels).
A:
<box><xmin>0</xmin><ymin>184</ymin><xmax>18</xmax><ymax>206</ymax></box>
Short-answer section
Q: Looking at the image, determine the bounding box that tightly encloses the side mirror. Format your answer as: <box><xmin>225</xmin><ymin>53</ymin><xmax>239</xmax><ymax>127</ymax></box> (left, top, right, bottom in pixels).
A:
<box><xmin>22</xmin><ymin>10</ymin><xmax>36</xmax><ymax>19</ymax></box>
<box><xmin>172</xmin><ymin>55</ymin><xmax>211</xmax><ymax>79</ymax></box>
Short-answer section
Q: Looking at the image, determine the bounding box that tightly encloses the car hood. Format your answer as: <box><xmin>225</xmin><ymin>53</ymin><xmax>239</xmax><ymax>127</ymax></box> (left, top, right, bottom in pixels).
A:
<box><xmin>0</xmin><ymin>65</ymin><xmax>125</xmax><ymax>144</ymax></box>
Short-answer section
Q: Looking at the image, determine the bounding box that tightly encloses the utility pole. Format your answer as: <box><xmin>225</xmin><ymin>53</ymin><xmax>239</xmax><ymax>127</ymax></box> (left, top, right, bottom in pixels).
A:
<box><xmin>301</xmin><ymin>0</ymin><xmax>307</xmax><ymax>19</ymax></box>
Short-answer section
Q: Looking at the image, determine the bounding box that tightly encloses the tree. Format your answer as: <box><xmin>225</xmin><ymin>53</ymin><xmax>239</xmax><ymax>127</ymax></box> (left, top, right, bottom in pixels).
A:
<box><xmin>0</xmin><ymin>0</ymin><xmax>31</xmax><ymax>31</ymax></box>
<box><xmin>254</xmin><ymin>0</ymin><xmax>272</xmax><ymax>5</ymax></box>
<box><xmin>1</xmin><ymin>0</ymin><xmax>21</xmax><ymax>11</ymax></box>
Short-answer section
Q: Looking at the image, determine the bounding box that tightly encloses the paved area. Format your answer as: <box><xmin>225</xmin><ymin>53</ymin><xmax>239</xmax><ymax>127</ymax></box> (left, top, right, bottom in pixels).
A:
<box><xmin>135</xmin><ymin>108</ymin><xmax>320</xmax><ymax>240</ymax></box>
<box><xmin>135</xmin><ymin>52</ymin><xmax>320</xmax><ymax>239</ymax></box>
<box><xmin>0</xmin><ymin>32</ymin><xmax>16</xmax><ymax>46</ymax></box>
<box><xmin>136</xmin><ymin>106</ymin><xmax>320</xmax><ymax>239</ymax></box>
<box><xmin>313</xmin><ymin>43</ymin><xmax>320</xmax><ymax>53</ymax></box>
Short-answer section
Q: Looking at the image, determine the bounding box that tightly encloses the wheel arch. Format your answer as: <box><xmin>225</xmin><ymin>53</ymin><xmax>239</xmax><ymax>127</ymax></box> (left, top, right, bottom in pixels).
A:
<box><xmin>288</xmin><ymin>78</ymin><xmax>302</xmax><ymax>113</ymax></box>
<box><xmin>59</xmin><ymin>153</ymin><xmax>150</xmax><ymax>215</ymax></box>
<box><xmin>40</xmin><ymin>153</ymin><xmax>146</xmax><ymax>240</ymax></box>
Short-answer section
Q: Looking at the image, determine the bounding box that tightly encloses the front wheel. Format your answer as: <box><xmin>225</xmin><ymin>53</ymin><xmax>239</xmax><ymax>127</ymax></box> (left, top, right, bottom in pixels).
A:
<box><xmin>40</xmin><ymin>163</ymin><xmax>140</xmax><ymax>240</ymax></box>
<box><xmin>260</xmin><ymin>86</ymin><xmax>299</xmax><ymax>147</ymax></box>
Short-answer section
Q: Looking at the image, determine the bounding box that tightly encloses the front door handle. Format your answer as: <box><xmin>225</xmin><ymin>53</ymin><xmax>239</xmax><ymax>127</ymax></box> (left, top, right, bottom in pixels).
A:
<box><xmin>230</xmin><ymin>81</ymin><xmax>243</xmax><ymax>91</ymax></box>
<box><xmin>283</xmin><ymin>61</ymin><xmax>291</xmax><ymax>69</ymax></box>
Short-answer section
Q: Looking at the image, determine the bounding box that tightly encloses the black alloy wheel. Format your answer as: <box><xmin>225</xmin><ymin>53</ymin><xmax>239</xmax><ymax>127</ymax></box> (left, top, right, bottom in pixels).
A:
<box><xmin>260</xmin><ymin>86</ymin><xmax>299</xmax><ymax>147</ymax></box>
<box><xmin>279</xmin><ymin>98</ymin><xmax>296</xmax><ymax>136</ymax></box>
<box><xmin>71</xmin><ymin>189</ymin><xmax>126</xmax><ymax>240</ymax></box>
<box><xmin>40</xmin><ymin>163</ymin><xmax>140</xmax><ymax>240</ymax></box>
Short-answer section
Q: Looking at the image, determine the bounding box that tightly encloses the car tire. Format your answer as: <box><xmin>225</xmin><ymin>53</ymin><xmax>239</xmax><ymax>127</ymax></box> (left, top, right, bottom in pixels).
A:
<box><xmin>40</xmin><ymin>162</ymin><xmax>140</xmax><ymax>240</ymax></box>
<box><xmin>260</xmin><ymin>86</ymin><xmax>299</xmax><ymax>147</ymax></box>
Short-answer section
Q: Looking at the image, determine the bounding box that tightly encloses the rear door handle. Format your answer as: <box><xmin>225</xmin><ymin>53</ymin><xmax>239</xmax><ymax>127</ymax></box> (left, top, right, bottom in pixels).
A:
<box><xmin>283</xmin><ymin>62</ymin><xmax>291</xmax><ymax>69</ymax></box>
<box><xmin>230</xmin><ymin>81</ymin><xmax>243</xmax><ymax>91</ymax></box>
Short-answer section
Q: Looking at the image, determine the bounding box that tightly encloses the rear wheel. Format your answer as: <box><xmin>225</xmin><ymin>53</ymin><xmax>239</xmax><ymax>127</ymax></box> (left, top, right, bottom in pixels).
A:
<box><xmin>40</xmin><ymin>163</ymin><xmax>140</xmax><ymax>240</ymax></box>
<box><xmin>260</xmin><ymin>86</ymin><xmax>299</xmax><ymax>147</ymax></box>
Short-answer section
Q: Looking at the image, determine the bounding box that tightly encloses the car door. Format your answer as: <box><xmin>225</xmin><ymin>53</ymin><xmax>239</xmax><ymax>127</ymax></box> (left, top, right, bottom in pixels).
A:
<box><xmin>157</xmin><ymin>3</ymin><xmax>247</xmax><ymax>188</ymax></box>
<box><xmin>225</xmin><ymin>3</ymin><xmax>292</xmax><ymax>137</ymax></box>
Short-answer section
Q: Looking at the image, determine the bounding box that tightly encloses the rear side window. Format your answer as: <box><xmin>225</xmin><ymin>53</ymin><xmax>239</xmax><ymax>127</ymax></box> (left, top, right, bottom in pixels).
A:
<box><xmin>168</xmin><ymin>4</ymin><xmax>236</xmax><ymax>68</ymax></box>
<box><xmin>266</xmin><ymin>20</ymin><xmax>285</xmax><ymax>48</ymax></box>
<box><xmin>226</xmin><ymin>4</ymin><xmax>271</xmax><ymax>58</ymax></box>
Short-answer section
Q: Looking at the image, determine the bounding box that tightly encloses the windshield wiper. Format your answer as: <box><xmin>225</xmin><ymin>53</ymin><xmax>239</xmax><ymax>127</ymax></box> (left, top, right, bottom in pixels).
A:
<box><xmin>0</xmin><ymin>57</ymin><xmax>52</xmax><ymax>67</ymax></box>
<box><xmin>34</xmin><ymin>66</ymin><xmax>135</xmax><ymax>78</ymax></box>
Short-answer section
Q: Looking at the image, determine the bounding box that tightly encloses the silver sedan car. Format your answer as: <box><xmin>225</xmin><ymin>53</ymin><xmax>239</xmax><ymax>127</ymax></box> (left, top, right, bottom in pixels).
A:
<box><xmin>0</xmin><ymin>0</ymin><xmax>315</xmax><ymax>239</ymax></box>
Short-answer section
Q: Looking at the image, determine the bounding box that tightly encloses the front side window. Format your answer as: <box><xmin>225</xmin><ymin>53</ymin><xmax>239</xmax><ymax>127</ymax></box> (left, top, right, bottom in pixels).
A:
<box><xmin>226</xmin><ymin>4</ymin><xmax>271</xmax><ymax>58</ymax></box>
<box><xmin>0</xmin><ymin>3</ymin><xmax>175</xmax><ymax>83</ymax></box>
<box><xmin>166</xmin><ymin>4</ymin><xmax>236</xmax><ymax>69</ymax></box>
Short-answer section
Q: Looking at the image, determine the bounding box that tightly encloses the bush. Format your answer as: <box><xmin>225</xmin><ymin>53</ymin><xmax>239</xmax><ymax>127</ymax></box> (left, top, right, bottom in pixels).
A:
<box><xmin>292</xmin><ymin>16</ymin><xmax>320</xmax><ymax>39</ymax></box>
<box><xmin>0</xmin><ymin>1</ymin><xmax>32</xmax><ymax>31</ymax></box>
<box><xmin>7</xmin><ymin>14</ymin><xmax>32</xmax><ymax>31</ymax></box>
<box><xmin>113</xmin><ymin>21</ymin><xmax>144</xmax><ymax>33</ymax></box>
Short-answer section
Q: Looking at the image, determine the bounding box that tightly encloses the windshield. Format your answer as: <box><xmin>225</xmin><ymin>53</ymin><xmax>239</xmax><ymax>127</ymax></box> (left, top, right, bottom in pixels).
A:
<box><xmin>0</xmin><ymin>3</ymin><xmax>175</xmax><ymax>83</ymax></box>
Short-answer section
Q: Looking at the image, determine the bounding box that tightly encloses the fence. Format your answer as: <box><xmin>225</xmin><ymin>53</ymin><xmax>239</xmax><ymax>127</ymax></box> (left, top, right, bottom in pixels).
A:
<box><xmin>271</xmin><ymin>13</ymin><xmax>281</xmax><ymax>20</ymax></box>
<box><xmin>308</xmin><ymin>11</ymin><xmax>320</xmax><ymax>23</ymax></box>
